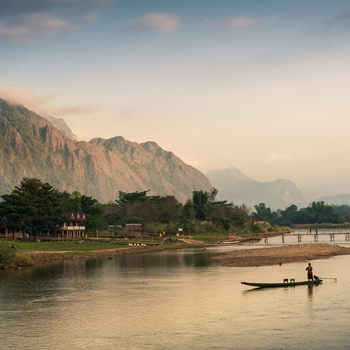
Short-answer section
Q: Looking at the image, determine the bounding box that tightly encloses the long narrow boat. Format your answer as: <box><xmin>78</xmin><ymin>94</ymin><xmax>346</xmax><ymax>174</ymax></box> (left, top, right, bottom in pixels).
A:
<box><xmin>241</xmin><ymin>279</ymin><xmax>323</xmax><ymax>288</ymax></box>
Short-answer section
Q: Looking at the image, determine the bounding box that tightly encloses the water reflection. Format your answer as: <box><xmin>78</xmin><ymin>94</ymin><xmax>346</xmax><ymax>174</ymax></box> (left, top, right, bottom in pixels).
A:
<box><xmin>308</xmin><ymin>284</ymin><xmax>314</xmax><ymax>298</ymax></box>
<box><xmin>113</xmin><ymin>249</ymin><xmax>219</xmax><ymax>270</ymax></box>
<box><xmin>1</xmin><ymin>249</ymin><xmax>349</xmax><ymax>350</ymax></box>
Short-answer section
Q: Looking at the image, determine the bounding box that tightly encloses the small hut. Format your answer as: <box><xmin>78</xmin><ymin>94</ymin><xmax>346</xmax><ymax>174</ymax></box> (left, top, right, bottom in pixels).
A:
<box><xmin>125</xmin><ymin>224</ymin><xmax>143</xmax><ymax>238</ymax></box>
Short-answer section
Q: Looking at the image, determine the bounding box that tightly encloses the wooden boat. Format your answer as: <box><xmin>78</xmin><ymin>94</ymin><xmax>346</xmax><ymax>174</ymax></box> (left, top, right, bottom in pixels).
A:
<box><xmin>241</xmin><ymin>279</ymin><xmax>323</xmax><ymax>288</ymax></box>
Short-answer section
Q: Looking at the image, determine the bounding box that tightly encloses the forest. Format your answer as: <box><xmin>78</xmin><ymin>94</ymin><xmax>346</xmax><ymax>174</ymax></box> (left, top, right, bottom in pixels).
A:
<box><xmin>1</xmin><ymin>177</ymin><xmax>350</xmax><ymax>237</ymax></box>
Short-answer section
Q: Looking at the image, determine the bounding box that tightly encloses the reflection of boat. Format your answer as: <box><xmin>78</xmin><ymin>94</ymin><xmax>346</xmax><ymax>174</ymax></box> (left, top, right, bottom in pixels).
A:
<box><xmin>241</xmin><ymin>279</ymin><xmax>323</xmax><ymax>288</ymax></box>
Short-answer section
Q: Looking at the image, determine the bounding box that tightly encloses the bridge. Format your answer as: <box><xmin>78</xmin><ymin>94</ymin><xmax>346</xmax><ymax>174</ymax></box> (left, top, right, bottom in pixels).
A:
<box><xmin>263</xmin><ymin>231</ymin><xmax>350</xmax><ymax>243</ymax></box>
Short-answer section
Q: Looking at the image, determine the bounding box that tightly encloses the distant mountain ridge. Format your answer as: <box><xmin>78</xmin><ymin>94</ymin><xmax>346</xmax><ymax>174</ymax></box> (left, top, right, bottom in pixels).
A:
<box><xmin>315</xmin><ymin>194</ymin><xmax>350</xmax><ymax>206</ymax></box>
<box><xmin>206</xmin><ymin>166</ymin><xmax>305</xmax><ymax>210</ymax></box>
<box><xmin>0</xmin><ymin>98</ymin><xmax>212</xmax><ymax>203</ymax></box>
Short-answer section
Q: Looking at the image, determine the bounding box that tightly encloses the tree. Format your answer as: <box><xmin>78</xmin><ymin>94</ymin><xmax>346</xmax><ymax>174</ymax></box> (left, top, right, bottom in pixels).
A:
<box><xmin>297</xmin><ymin>201</ymin><xmax>342</xmax><ymax>224</ymax></box>
<box><xmin>81</xmin><ymin>195</ymin><xmax>104</xmax><ymax>232</ymax></box>
<box><xmin>116</xmin><ymin>190</ymin><xmax>150</xmax><ymax>205</ymax></box>
<box><xmin>67</xmin><ymin>191</ymin><xmax>83</xmax><ymax>212</ymax></box>
<box><xmin>231</xmin><ymin>206</ymin><xmax>249</xmax><ymax>228</ymax></box>
<box><xmin>253</xmin><ymin>203</ymin><xmax>273</xmax><ymax>222</ymax></box>
<box><xmin>0</xmin><ymin>178</ymin><xmax>64</xmax><ymax>235</ymax></box>
<box><xmin>149</xmin><ymin>195</ymin><xmax>182</xmax><ymax>224</ymax></box>
<box><xmin>192</xmin><ymin>190</ymin><xmax>210</xmax><ymax>220</ymax></box>
<box><xmin>279</xmin><ymin>204</ymin><xmax>298</xmax><ymax>226</ymax></box>
<box><xmin>181</xmin><ymin>200</ymin><xmax>195</xmax><ymax>221</ymax></box>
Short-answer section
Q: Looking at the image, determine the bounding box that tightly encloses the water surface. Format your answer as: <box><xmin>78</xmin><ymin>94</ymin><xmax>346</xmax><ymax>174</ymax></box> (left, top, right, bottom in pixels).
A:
<box><xmin>0</xmin><ymin>245</ymin><xmax>349</xmax><ymax>349</ymax></box>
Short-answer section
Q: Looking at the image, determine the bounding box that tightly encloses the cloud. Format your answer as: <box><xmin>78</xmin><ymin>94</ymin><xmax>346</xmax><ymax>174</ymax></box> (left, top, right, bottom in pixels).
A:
<box><xmin>0</xmin><ymin>86</ymin><xmax>57</xmax><ymax>112</ymax></box>
<box><xmin>49</xmin><ymin>104</ymin><xmax>96</xmax><ymax>116</ymax></box>
<box><xmin>0</xmin><ymin>0</ymin><xmax>111</xmax><ymax>16</ymax></box>
<box><xmin>203</xmin><ymin>15</ymin><xmax>272</xmax><ymax>28</ymax></box>
<box><xmin>83</xmin><ymin>11</ymin><xmax>101</xmax><ymax>22</ymax></box>
<box><xmin>0</xmin><ymin>12</ymin><xmax>75</xmax><ymax>40</ymax></box>
<box><xmin>122</xmin><ymin>12</ymin><xmax>181</xmax><ymax>32</ymax></box>
<box><xmin>226</xmin><ymin>15</ymin><xmax>265</xmax><ymax>28</ymax></box>
<box><xmin>0</xmin><ymin>0</ymin><xmax>110</xmax><ymax>40</ymax></box>
<box><xmin>0</xmin><ymin>86</ymin><xmax>94</xmax><ymax>116</ymax></box>
<box><xmin>262</xmin><ymin>153</ymin><xmax>294</xmax><ymax>164</ymax></box>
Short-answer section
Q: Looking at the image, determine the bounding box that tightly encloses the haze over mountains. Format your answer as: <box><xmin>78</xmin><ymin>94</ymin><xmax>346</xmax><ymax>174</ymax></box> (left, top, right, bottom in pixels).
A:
<box><xmin>206</xmin><ymin>167</ymin><xmax>306</xmax><ymax>210</ymax></box>
<box><xmin>2</xmin><ymin>98</ymin><xmax>349</xmax><ymax>209</ymax></box>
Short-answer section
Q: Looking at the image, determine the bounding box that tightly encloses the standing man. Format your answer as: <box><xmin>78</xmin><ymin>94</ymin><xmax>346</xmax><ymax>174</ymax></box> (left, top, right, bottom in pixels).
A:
<box><xmin>306</xmin><ymin>263</ymin><xmax>313</xmax><ymax>281</ymax></box>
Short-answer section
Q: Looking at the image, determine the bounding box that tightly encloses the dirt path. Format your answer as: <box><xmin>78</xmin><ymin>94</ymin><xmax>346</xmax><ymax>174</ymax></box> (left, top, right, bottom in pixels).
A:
<box><xmin>212</xmin><ymin>243</ymin><xmax>350</xmax><ymax>267</ymax></box>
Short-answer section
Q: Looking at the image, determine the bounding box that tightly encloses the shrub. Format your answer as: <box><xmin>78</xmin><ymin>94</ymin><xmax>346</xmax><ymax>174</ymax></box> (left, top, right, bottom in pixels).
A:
<box><xmin>0</xmin><ymin>241</ymin><xmax>16</xmax><ymax>266</ymax></box>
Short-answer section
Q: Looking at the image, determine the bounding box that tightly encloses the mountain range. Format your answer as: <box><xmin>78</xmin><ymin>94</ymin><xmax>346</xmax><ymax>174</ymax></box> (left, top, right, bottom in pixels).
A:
<box><xmin>0</xmin><ymin>98</ymin><xmax>211</xmax><ymax>203</ymax></box>
<box><xmin>206</xmin><ymin>166</ymin><xmax>306</xmax><ymax>210</ymax></box>
<box><xmin>3</xmin><ymin>97</ymin><xmax>343</xmax><ymax>210</ymax></box>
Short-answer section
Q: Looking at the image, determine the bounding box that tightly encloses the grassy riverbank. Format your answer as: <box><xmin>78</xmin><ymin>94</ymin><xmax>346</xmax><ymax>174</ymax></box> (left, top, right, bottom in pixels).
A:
<box><xmin>0</xmin><ymin>232</ymin><xmax>336</xmax><ymax>268</ymax></box>
<box><xmin>0</xmin><ymin>237</ymin><xmax>209</xmax><ymax>268</ymax></box>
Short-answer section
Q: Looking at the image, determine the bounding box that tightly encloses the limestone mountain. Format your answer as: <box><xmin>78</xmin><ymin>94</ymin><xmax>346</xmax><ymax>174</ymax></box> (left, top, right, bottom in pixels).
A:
<box><xmin>0</xmin><ymin>98</ymin><xmax>212</xmax><ymax>203</ymax></box>
<box><xmin>44</xmin><ymin>115</ymin><xmax>78</xmax><ymax>140</ymax></box>
<box><xmin>206</xmin><ymin>166</ymin><xmax>305</xmax><ymax>210</ymax></box>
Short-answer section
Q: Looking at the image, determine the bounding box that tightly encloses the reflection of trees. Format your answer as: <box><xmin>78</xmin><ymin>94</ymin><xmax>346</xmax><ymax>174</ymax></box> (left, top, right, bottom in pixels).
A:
<box><xmin>113</xmin><ymin>250</ymin><xmax>215</xmax><ymax>270</ymax></box>
<box><xmin>0</xmin><ymin>260</ymin><xmax>95</xmax><ymax>307</ymax></box>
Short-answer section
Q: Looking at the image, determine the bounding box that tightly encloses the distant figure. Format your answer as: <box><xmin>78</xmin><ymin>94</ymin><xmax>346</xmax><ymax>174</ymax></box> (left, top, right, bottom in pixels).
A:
<box><xmin>309</xmin><ymin>227</ymin><xmax>312</xmax><ymax>234</ymax></box>
<box><xmin>306</xmin><ymin>263</ymin><xmax>313</xmax><ymax>281</ymax></box>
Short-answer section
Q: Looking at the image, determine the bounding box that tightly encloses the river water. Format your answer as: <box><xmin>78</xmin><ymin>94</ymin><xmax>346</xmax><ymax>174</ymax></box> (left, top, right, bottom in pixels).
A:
<box><xmin>1</xmin><ymin>237</ymin><xmax>350</xmax><ymax>350</ymax></box>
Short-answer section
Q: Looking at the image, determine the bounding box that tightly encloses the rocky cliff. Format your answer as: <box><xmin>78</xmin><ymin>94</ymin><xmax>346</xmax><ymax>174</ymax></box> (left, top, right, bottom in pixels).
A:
<box><xmin>0</xmin><ymin>98</ymin><xmax>212</xmax><ymax>203</ymax></box>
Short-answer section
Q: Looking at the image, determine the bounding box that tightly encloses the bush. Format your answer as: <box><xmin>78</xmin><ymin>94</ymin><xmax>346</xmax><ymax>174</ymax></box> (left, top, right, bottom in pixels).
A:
<box><xmin>0</xmin><ymin>241</ymin><xmax>16</xmax><ymax>266</ymax></box>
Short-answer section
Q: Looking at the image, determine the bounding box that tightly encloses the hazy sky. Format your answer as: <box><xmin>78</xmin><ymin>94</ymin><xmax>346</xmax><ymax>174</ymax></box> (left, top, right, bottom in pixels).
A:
<box><xmin>1</xmin><ymin>0</ymin><xmax>350</xmax><ymax>200</ymax></box>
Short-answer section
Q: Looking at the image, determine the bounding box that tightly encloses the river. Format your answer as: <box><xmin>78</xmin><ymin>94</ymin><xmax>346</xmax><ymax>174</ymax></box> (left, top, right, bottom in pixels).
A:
<box><xmin>1</xmin><ymin>238</ymin><xmax>350</xmax><ymax>349</ymax></box>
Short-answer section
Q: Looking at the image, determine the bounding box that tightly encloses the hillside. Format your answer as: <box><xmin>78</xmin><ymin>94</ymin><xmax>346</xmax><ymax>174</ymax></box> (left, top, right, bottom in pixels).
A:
<box><xmin>0</xmin><ymin>98</ymin><xmax>212</xmax><ymax>203</ymax></box>
<box><xmin>206</xmin><ymin>166</ymin><xmax>305</xmax><ymax>210</ymax></box>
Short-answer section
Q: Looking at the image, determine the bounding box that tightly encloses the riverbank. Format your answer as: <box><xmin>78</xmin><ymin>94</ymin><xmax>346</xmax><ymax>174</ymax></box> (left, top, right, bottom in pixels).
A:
<box><xmin>212</xmin><ymin>243</ymin><xmax>350</xmax><ymax>267</ymax></box>
<box><xmin>3</xmin><ymin>237</ymin><xmax>350</xmax><ymax>269</ymax></box>
<box><xmin>1</xmin><ymin>240</ymin><xmax>206</xmax><ymax>268</ymax></box>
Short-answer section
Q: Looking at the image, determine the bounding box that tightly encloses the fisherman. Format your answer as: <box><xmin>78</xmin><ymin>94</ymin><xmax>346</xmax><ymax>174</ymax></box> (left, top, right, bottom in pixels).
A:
<box><xmin>306</xmin><ymin>262</ymin><xmax>313</xmax><ymax>281</ymax></box>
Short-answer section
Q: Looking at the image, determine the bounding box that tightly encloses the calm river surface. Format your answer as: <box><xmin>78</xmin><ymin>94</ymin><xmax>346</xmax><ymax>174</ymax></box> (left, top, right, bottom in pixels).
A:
<box><xmin>1</xmin><ymin>238</ymin><xmax>350</xmax><ymax>350</ymax></box>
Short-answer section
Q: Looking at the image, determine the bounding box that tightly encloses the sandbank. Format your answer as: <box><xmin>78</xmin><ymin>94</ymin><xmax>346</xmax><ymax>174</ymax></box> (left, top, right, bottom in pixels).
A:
<box><xmin>212</xmin><ymin>243</ymin><xmax>350</xmax><ymax>267</ymax></box>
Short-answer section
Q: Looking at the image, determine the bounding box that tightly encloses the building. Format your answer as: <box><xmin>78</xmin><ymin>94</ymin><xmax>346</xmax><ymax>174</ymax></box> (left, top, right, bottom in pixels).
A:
<box><xmin>50</xmin><ymin>211</ymin><xmax>86</xmax><ymax>239</ymax></box>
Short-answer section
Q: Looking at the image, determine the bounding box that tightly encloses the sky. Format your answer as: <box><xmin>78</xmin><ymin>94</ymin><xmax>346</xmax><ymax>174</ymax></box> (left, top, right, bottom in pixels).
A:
<box><xmin>1</xmin><ymin>0</ymin><xmax>350</xmax><ymax>201</ymax></box>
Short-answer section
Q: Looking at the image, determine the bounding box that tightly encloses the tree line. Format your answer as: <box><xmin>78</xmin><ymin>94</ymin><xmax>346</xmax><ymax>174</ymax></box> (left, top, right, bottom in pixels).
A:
<box><xmin>0</xmin><ymin>178</ymin><xmax>104</xmax><ymax>235</ymax></box>
<box><xmin>1</xmin><ymin>177</ymin><xmax>349</xmax><ymax>237</ymax></box>
<box><xmin>253</xmin><ymin>202</ymin><xmax>350</xmax><ymax>226</ymax></box>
